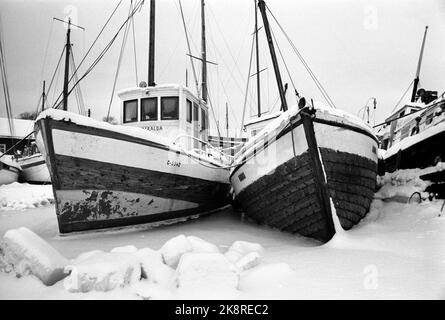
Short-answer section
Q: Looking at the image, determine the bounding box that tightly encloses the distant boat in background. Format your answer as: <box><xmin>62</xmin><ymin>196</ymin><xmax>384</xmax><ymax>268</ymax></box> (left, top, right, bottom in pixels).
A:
<box><xmin>377</xmin><ymin>26</ymin><xmax>445</xmax><ymax>174</ymax></box>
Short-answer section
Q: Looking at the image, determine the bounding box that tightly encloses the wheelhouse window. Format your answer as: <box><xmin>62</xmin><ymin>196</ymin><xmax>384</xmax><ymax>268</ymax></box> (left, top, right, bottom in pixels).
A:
<box><xmin>141</xmin><ymin>97</ymin><xmax>158</xmax><ymax>121</ymax></box>
<box><xmin>161</xmin><ymin>97</ymin><xmax>179</xmax><ymax>120</ymax></box>
<box><xmin>193</xmin><ymin>103</ymin><xmax>199</xmax><ymax>122</ymax></box>
<box><xmin>123</xmin><ymin>99</ymin><xmax>138</xmax><ymax>123</ymax></box>
<box><xmin>186</xmin><ymin>99</ymin><xmax>192</xmax><ymax>123</ymax></box>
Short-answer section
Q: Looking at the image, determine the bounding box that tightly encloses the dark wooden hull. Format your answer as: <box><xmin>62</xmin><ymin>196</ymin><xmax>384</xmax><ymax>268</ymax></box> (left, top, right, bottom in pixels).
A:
<box><xmin>35</xmin><ymin>116</ymin><xmax>230</xmax><ymax>233</ymax></box>
<box><xmin>231</xmin><ymin>109</ymin><xmax>378</xmax><ymax>243</ymax></box>
<box><xmin>383</xmin><ymin>130</ymin><xmax>445</xmax><ymax>174</ymax></box>
<box><xmin>235</xmin><ymin>148</ymin><xmax>376</xmax><ymax>242</ymax></box>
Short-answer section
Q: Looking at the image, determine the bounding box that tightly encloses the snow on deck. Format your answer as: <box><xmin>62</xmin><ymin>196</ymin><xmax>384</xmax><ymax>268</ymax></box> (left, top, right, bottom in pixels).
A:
<box><xmin>0</xmin><ymin>179</ymin><xmax>444</xmax><ymax>299</ymax></box>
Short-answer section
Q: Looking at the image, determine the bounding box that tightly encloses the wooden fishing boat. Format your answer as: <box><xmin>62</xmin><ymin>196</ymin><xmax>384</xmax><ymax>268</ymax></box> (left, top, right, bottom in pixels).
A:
<box><xmin>16</xmin><ymin>152</ymin><xmax>50</xmax><ymax>184</ymax></box>
<box><xmin>34</xmin><ymin>0</ymin><xmax>231</xmax><ymax>233</ymax></box>
<box><xmin>230</xmin><ymin>0</ymin><xmax>378</xmax><ymax>243</ymax></box>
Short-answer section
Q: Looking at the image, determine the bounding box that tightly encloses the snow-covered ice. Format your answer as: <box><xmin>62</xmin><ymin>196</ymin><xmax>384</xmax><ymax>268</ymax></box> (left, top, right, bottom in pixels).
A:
<box><xmin>63</xmin><ymin>251</ymin><xmax>141</xmax><ymax>293</ymax></box>
<box><xmin>175</xmin><ymin>253</ymin><xmax>239</xmax><ymax>293</ymax></box>
<box><xmin>0</xmin><ymin>182</ymin><xmax>53</xmax><ymax>211</ymax></box>
<box><xmin>225</xmin><ymin>240</ymin><xmax>264</xmax><ymax>264</ymax></box>
<box><xmin>0</xmin><ymin>174</ymin><xmax>444</xmax><ymax>299</ymax></box>
<box><xmin>375</xmin><ymin>163</ymin><xmax>445</xmax><ymax>201</ymax></box>
<box><xmin>0</xmin><ymin>227</ymin><xmax>67</xmax><ymax>286</ymax></box>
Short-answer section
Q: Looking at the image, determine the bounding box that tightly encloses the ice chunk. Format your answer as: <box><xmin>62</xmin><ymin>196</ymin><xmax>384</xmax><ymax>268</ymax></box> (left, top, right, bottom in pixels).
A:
<box><xmin>135</xmin><ymin>248</ymin><xmax>175</xmax><ymax>285</ymax></box>
<box><xmin>159</xmin><ymin>235</ymin><xmax>193</xmax><ymax>269</ymax></box>
<box><xmin>0</xmin><ymin>227</ymin><xmax>68</xmax><ymax>286</ymax></box>
<box><xmin>235</xmin><ymin>251</ymin><xmax>261</xmax><ymax>271</ymax></box>
<box><xmin>63</xmin><ymin>252</ymin><xmax>141</xmax><ymax>293</ymax></box>
<box><xmin>110</xmin><ymin>245</ymin><xmax>138</xmax><ymax>254</ymax></box>
<box><xmin>187</xmin><ymin>236</ymin><xmax>220</xmax><ymax>254</ymax></box>
<box><xmin>176</xmin><ymin>253</ymin><xmax>239</xmax><ymax>290</ymax></box>
<box><xmin>70</xmin><ymin>250</ymin><xmax>105</xmax><ymax>264</ymax></box>
<box><xmin>225</xmin><ymin>241</ymin><xmax>264</xmax><ymax>264</ymax></box>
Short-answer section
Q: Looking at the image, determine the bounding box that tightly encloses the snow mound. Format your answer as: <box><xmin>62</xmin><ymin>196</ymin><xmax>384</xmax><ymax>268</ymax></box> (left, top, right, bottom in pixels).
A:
<box><xmin>235</xmin><ymin>251</ymin><xmax>261</xmax><ymax>271</ymax></box>
<box><xmin>375</xmin><ymin>167</ymin><xmax>436</xmax><ymax>200</ymax></box>
<box><xmin>110</xmin><ymin>245</ymin><xmax>138</xmax><ymax>254</ymax></box>
<box><xmin>63</xmin><ymin>251</ymin><xmax>141</xmax><ymax>293</ymax></box>
<box><xmin>0</xmin><ymin>227</ymin><xmax>68</xmax><ymax>285</ymax></box>
<box><xmin>0</xmin><ymin>182</ymin><xmax>53</xmax><ymax>211</ymax></box>
<box><xmin>159</xmin><ymin>235</ymin><xmax>220</xmax><ymax>269</ymax></box>
<box><xmin>176</xmin><ymin>252</ymin><xmax>239</xmax><ymax>290</ymax></box>
<box><xmin>225</xmin><ymin>240</ymin><xmax>264</xmax><ymax>264</ymax></box>
<box><xmin>187</xmin><ymin>235</ymin><xmax>220</xmax><ymax>254</ymax></box>
<box><xmin>239</xmin><ymin>263</ymin><xmax>296</xmax><ymax>292</ymax></box>
<box><xmin>135</xmin><ymin>248</ymin><xmax>175</xmax><ymax>285</ymax></box>
<box><xmin>160</xmin><ymin>235</ymin><xmax>193</xmax><ymax>269</ymax></box>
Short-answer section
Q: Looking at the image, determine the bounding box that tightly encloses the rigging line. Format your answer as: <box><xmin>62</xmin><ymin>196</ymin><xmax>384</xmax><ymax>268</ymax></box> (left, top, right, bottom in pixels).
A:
<box><xmin>66</xmin><ymin>0</ymin><xmax>124</xmax><ymax>89</ymax></box>
<box><xmin>217</xmin><ymin>75</ymin><xmax>240</xmax><ymax>127</ymax></box>
<box><xmin>206</xmin><ymin>15</ymin><xmax>250</xmax><ymax>100</ymax></box>
<box><xmin>52</xmin><ymin>0</ymin><xmax>145</xmax><ymax>109</ymax></box>
<box><xmin>70</xmin><ymin>50</ymin><xmax>86</xmax><ymax>115</ymax></box>
<box><xmin>265</xmin><ymin>3</ymin><xmax>336</xmax><ymax>109</ymax></box>
<box><xmin>106</xmin><ymin>0</ymin><xmax>133</xmax><ymax>122</ymax></box>
<box><xmin>0</xmin><ymin>25</ymin><xmax>14</xmax><ymax>136</ymax></box>
<box><xmin>207</xmin><ymin>4</ymin><xmax>251</xmax><ymax>87</ymax></box>
<box><xmin>206</xmin><ymin>88</ymin><xmax>222</xmax><ymax>139</ymax></box>
<box><xmin>51</xmin><ymin>53</ymin><xmax>63</xmax><ymax>107</ymax></box>
<box><xmin>270</xmin><ymin>26</ymin><xmax>298</xmax><ymax>98</ymax></box>
<box><xmin>39</xmin><ymin>19</ymin><xmax>55</xmax><ymax>85</ymax></box>
<box><xmin>240</xmin><ymin>34</ymin><xmax>256</xmax><ymax>135</ymax></box>
<box><xmin>130</xmin><ymin>0</ymin><xmax>138</xmax><ymax>86</ymax></box>
<box><xmin>390</xmin><ymin>79</ymin><xmax>414</xmax><ymax>113</ymax></box>
<box><xmin>178</xmin><ymin>0</ymin><xmax>200</xmax><ymax>95</ymax></box>
<box><xmin>44</xmin><ymin>46</ymin><xmax>65</xmax><ymax>107</ymax></box>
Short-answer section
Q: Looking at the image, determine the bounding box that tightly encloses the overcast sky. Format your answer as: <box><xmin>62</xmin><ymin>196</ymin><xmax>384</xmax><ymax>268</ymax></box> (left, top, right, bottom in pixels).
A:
<box><xmin>1</xmin><ymin>0</ymin><xmax>445</xmax><ymax>135</ymax></box>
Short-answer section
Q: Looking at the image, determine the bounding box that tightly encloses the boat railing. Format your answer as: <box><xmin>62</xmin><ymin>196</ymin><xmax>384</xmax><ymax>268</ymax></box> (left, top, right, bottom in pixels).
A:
<box><xmin>173</xmin><ymin>134</ymin><xmax>234</xmax><ymax>165</ymax></box>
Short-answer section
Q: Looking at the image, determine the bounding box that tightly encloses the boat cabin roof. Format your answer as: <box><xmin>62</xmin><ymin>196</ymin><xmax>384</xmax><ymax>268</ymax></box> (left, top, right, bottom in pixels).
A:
<box><xmin>117</xmin><ymin>84</ymin><xmax>206</xmax><ymax>107</ymax></box>
<box><xmin>385</xmin><ymin>103</ymin><xmax>423</xmax><ymax>122</ymax></box>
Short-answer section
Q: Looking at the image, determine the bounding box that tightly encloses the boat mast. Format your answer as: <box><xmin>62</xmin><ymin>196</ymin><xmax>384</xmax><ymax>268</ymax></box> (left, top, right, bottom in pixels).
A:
<box><xmin>62</xmin><ymin>18</ymin><xmax>71</xmax><ymax>111</ymax></box>
<box><xmin>411</xmin><ymin>25</ymin><xmax>428</xmax><ymax>103</ymax></box>
<box><xmin>255</xmin><ymin>1</ymin><xmax>261</xmax><ymax>117</ymax></box>
<box><xmin>257</xmin><ymin>0</ymin><xmax>287</xmax><ymax>111</ymax></box>
<box><xmin>148</xmin><ymin>0</ymin><xmax>156</xmax><ymax>86</ymax></box>
<box><xmin>201</xmin><ymin>0</ymin><xmax>207</xmax><ymax>102</ymax></box>
<box><xmin>41</xmin><ymin>81</ymin><xmax>46</xmax><ymax>112</ymax></box>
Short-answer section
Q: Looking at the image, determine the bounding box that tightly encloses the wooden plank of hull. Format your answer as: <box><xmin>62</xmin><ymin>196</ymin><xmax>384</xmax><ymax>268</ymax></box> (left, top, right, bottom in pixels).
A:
<box><xmin>35</xmin><ymin>118</ymin><xmax>230</xmax><ymax>233</ymax></box>
<box><xmin>383</xmin><ymin>130</ymin><xmax>445</xmax><ymax>173</ymax></box>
